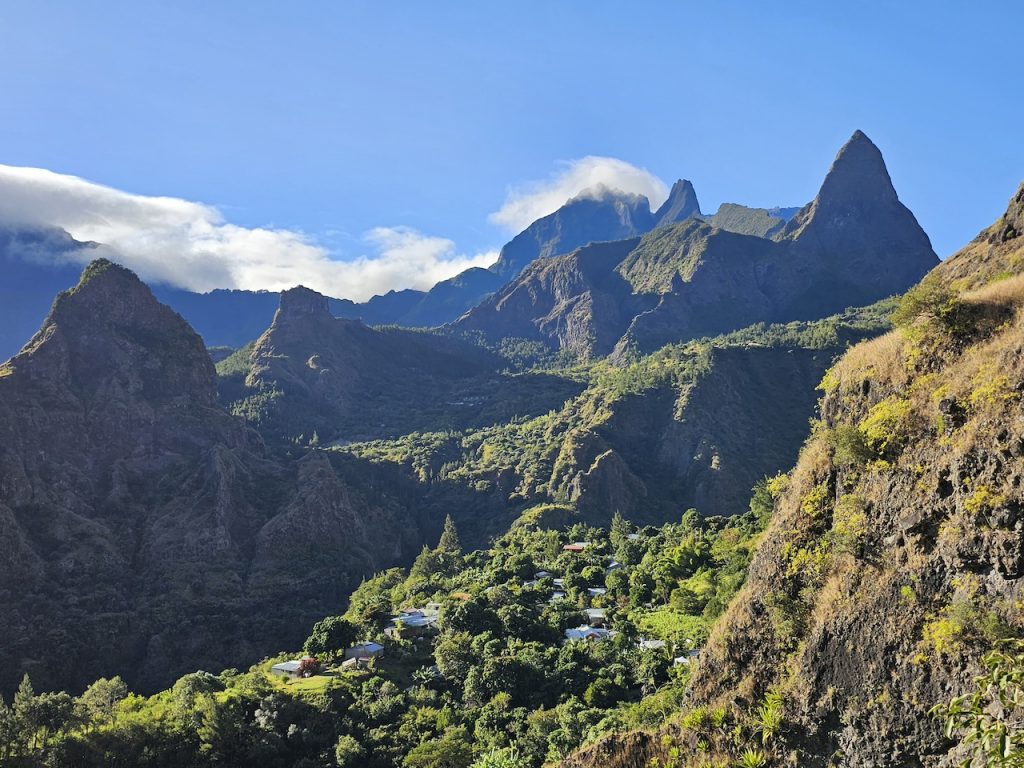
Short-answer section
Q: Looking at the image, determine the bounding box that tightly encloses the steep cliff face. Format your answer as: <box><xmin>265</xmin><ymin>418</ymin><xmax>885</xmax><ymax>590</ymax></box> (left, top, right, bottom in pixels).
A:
<box><xmin>457</xmin><ymin>132</ymin><xmax>938</xmax><ymax>360</ymax></box>
<box><xmin>654</xmin><ymin>179</ymin><xmax>703</xmax><ymax>226</ymax></box>
<box><xmin>562</xmin><ymin>185</ymin><xmax>1024</xmax><ymax>768</ymax></box>
<box><xmin>0</xmin><ymin>261</ymin><xmax>422</xmax><ymax>695</ymax></box>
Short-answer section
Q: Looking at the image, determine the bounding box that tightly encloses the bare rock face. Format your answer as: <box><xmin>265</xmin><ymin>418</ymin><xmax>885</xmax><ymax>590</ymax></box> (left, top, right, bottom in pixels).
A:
<box><xmin>0</xmin><ymin>261</ymin><xmax>420</xmax><ymax>695</ymax></box>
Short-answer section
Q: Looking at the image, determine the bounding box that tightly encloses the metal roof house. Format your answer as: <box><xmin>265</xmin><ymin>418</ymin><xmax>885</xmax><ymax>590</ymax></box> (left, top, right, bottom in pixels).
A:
<box><xmin>345</xmin><ymin>641</ymin><xmax>384</xmax><ymax>660</ymax></box>
<box><xmin>564</xmin><ymin>625</ymin><xmax>612</xmax><ymax>642</ymax></box>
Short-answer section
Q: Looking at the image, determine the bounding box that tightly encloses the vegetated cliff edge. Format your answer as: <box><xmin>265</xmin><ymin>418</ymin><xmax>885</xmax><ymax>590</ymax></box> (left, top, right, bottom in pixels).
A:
<box><xmin>0</xmin><ymin>260</ymin><xmax>424</xmax><ymax>695</ymax></box>
<box><xmin>561</xmin><ymin>185</ymin><xmax>1024</xmax><ymax>767</ymax></box>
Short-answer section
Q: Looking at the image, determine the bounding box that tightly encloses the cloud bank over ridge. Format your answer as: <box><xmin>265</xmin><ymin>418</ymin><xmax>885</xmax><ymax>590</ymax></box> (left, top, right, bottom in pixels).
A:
<box><xmin>489</xmin><ymin>155</ymin><xmax>669</xmax><ymax>233</ymax></box>
<box><xmin>0</xmin><ymin>155</ymin><xmax>669</xmax><ymax>300</ymax></box>
<box><xmin>0</xmin><ymin>164</ymin><xmax>496</xmax><ymax>301</ymax></box>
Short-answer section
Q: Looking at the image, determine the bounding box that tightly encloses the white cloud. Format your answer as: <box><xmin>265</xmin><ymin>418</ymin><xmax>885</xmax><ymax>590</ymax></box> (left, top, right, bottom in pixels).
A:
<box><xmin>0</xmin><ymin>164</ymin><xmax>496</xmax><ymax>301</ymax></box>
<box><xmin>489</xmin><ymin>156</ymin><xmax>669</xmax><ymax>233</ymax></box>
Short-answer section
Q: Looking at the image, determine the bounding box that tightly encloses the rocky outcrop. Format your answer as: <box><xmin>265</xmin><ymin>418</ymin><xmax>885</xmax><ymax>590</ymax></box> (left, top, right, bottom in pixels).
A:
<box><xmin>930</xmin><ymin>181</ymin><xmax>1024</xmax><ymax>289</ymax></box>
<box><xmin>456</xmin><ymin>239</ymin><xmax>650</xmax><ymax>359</ymax></box>
<box><xmin>0</xmin><ymin>261</ymin><xmax>422</xmax><ymax>695</ymax></box>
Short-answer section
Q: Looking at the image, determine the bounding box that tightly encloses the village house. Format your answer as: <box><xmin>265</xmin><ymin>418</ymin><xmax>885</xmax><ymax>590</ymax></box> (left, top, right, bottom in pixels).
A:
<box><xmin>344</xmin><ymin>641</ymin><xmax>384</xmax><ymax>660</ymax></box>
<box><xmin>587</xmin><ymin>587</ymin><xmax>607</xmax><ymax>598</ymax></box>
<box><xmin>564</xmin><ymin>625</ymin><xmax>612</xmax><ymax>642</ymax></box>
<box><xmin>674</xmin><ymin>648</ymin><xmax>701</xmax><ymax>666</ymax></box>
<box><xmin>583</xmin><ymin>608</ymin><xmax>607</xmax><ymax>626</ymax></box>
<box><xmin>270</xmin><ymin>656</ymin><xmax>317</xmax><ymax>679</ymax></box>
<box><xmin>638</xmin><ymin>639</ymin><xmax>667</xmax><ymax>650</ymax></box>
<box><xmin>385</xmin><ymin>608</ymin><xmax>439</xmax><ymax>640</ymax></box>
<box><xmin>562</xmin><ymin>542</ymin><xmax>590</xmax><ymax>553</ymax></box>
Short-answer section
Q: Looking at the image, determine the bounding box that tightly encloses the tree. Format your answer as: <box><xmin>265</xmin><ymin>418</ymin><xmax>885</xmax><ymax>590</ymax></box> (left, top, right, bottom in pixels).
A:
<box><xmin>33</xmin><ymin>691</ymin><xmax>77</xmax><ymax>749</ymax></box>
<box><xmin>0</xmin><ymin>695</ymin><xmax>18</xmax><ymax>762</ymax></box>
<box><xmin>610</xmin><ymin>511</ymin><xmax>631</xmax><ymax>551</ymax></box>
<box><xmin>13</xmin><ymin>674</ymin><xmax>39</xmax><ymax>750</ymax></box>
<box><xmin>410</xmin><ymin>544</ymin><xmax>444</xmax><ymax>580</ymax></box>
<box><xmin>304</xmin><ymin>616</ymin><xmax>358</xmax><ymax>658</ymax></box>
<box><xmin>438</xmin><ymin>515</ymin><xmax>462</xmax><ymax>554</ymax></box>
<box><xmin>403</xmin><ymin>727</ymin><xmax>474</xmax><ymax>768</ymax></box>
<box><xmin>80</xmin><ymin>676</ymin><xmax>129</xmax><ymax>728</ymax></box>
<box><xmin>335</xmin><ymin>734</ymin><xmax>366</xmax><ymax>767</ymax></box>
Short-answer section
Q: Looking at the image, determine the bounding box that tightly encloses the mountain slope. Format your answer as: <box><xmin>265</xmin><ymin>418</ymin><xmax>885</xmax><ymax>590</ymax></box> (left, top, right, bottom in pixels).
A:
<box><xmin>218</xmin><ymin>286</ymin><xmax>584</xmax><ymax>444</ymax></box>
<box><xmin>345</xmin><ymin>305</ymin><xmax>890</xmax><ymax>552</ymax></box>
<box><xmin>0</xmin><ymin>261</ymin><xmax>424</xmax><ymax>694</ymax></box>
<box><xmin>562</xmin><ymin>183</ymin><xmax>1024</xmax><ymax>768</ymax></box>
<box><xmin>704</xmin><ymin>202</ymin><xmax>799</xmax><ymax>237</ymax></box>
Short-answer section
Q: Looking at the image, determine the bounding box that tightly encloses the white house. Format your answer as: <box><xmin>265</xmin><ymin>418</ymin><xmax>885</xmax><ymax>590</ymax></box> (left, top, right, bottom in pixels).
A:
<box><xmin>386</xmin><ymin>609</ymin><xmax>438</xmax><ymax>639</ymax></box>
<box><xmin>638</xmin><ymin>639</ymin><xmax>667</xmax><ymax>650</ymax></box>
<box><xmin>587</xmin><ymin>587</ymin><xmax>607</xmax><ymax>598</ymax></box>
<box><xmin>584</xmin><ymin>608</ymin><xmax>607</xmax><ymax>626</ymax></box>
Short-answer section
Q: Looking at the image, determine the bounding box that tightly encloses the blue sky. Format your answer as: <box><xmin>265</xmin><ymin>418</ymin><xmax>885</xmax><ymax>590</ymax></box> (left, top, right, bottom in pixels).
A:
<box><xmin>0</xmin><ymin>1</ymin><xmax>1021</xmax><ymax>298</ymax></box>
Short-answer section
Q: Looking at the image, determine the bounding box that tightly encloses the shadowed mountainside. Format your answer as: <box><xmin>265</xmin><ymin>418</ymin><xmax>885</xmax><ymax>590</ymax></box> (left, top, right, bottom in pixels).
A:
<box><xmin>0</xmin><ymin>260</ymin><xmax>428</xmax><ymax>695</ymax></box>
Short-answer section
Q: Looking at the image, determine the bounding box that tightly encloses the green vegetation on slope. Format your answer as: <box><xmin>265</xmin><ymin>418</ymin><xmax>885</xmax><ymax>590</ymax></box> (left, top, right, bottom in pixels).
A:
<box><xmin>2</xmin><ymin>507</ymin><xmax>766</xmax><ymax>768</ymax></box>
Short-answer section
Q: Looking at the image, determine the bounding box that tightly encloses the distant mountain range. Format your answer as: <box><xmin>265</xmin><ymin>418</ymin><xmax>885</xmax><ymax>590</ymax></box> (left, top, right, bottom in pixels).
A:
<box><xmin>0</xmin><ymin>157</ymin><xmax>816</xmax><ymax>361</ymax></box>
<box><xmin>455</xmin><ymin>131</ymin><xmax>937</xmax><ymax>359</ymax></box>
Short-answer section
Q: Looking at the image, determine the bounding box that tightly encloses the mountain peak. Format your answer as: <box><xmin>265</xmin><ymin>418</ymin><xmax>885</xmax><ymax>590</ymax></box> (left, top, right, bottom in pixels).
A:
<box><xmin>46</xmin><ymin>258</ymin><xmax>168</xmax><ymax>329</ymax></box>
<box><xmin>654</xmin><ymin>179</ymin><xmax>702</xmax><ymax>225</ymax></box>
<box><xmin>814</xmin><ymin>129</ymin><xmax>898</xmax><ymax>207</ymax></box>
<box><xmin>6</xmin><ymin>258</ymin><xmax>217</xmax><ymax>406</ymax></box>
<box><xmin>277</xmin><ymin>285</ymin><xmax>332</xmax><ymax>322</ymax></box>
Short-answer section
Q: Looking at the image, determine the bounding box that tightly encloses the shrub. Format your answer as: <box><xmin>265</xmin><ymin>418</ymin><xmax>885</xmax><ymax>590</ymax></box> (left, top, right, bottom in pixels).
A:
<box><xmin>859</xmin><ymin>396</ymin><xmax>913</xmax><ymax>458</ymax></box>
<box><xmin>931</xmin><ymin>640</ymin><xmax>1024</xmax><ymax>767</ymax></box>
<box><xmin>826</xmin><ymin>425</ymin><xmax>872</xmax><ymax>468</ymax></box>
<box><xmin>335</xmin><ymin>735</ymin><xmax>366</xmax><ymax>767</ymax></box>
<box><xmin>963</xmin><ymin>485</ymin><xmax>1007</xmax><ymax>518</ymax></box>
<box><xmin>829</xmin><ymin>494</ymin><xmax>868</xmax><ymax>555</ymax></box>
<box><xmin>892</xmin><ymin>275</ymin><xmax>967</xmax><ymax>333</ymax></box>
<box><xmin>799</xmin><ymin>483</ymin><xmax>832</xmax><ymax>519</ymax></box>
